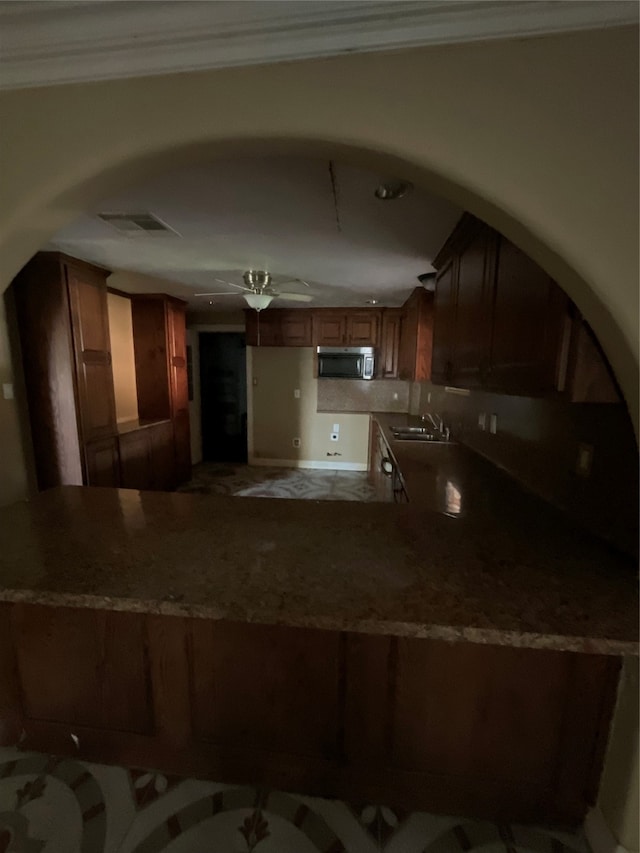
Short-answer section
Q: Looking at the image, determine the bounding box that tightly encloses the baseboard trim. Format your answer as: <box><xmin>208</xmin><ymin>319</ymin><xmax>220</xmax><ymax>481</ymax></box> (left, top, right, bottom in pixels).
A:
<box><xmin>248</xmin><ymin>457</ymin><xmax>368</xmax><ymax>472</ymax></box>
<box><xmin>585</xmin><ymin>807</ymin><xmax>629</xmax><ymax>853</ymax></box>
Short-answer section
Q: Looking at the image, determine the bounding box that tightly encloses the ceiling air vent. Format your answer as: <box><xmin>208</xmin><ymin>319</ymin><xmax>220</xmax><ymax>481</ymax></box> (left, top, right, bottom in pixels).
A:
<box><xmin>97</xmin><ymin>212</ymin><xmax>179</xmax><ymax>236</ymax></box>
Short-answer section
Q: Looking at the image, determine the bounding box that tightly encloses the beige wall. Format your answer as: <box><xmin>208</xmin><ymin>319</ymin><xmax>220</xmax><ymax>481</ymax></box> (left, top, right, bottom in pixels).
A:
<box><xmin>249</xmin><ymin>347</ymin><xmax>369</xmax><ymax>467</ymax></box>
<box><xmin>0</xmin><ymin>29</ymin><xmax>637</xmax><ymax>840</ymax></box>
<box><xmin>106</xmin><ymin>292</ymin><xmax>138</xmax><ymax>424</ymax></box>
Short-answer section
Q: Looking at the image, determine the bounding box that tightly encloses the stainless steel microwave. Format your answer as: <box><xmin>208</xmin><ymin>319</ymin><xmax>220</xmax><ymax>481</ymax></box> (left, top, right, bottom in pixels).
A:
<box><xmin>317</xmin><ymin>346</ymin><xmax>375</xmax><ymax>380</ymax></box>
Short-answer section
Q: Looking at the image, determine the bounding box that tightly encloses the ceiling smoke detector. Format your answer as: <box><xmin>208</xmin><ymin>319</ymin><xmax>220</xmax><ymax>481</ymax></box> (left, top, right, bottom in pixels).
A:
<box><xmin>374</xmin><ymin>181</ymin><xmax>413</xmax><ymax>200</ymax></box>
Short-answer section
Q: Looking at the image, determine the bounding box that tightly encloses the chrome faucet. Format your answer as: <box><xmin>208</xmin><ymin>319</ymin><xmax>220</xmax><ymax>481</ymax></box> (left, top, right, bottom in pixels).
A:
<box><xmin>422</xmin><ymin>412</ymin><xmax>450</xmax><ymax>441</ymax></box>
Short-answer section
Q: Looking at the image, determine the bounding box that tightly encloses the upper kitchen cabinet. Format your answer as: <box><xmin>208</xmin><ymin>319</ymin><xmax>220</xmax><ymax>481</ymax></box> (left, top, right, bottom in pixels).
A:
<box><xmin>432</xmin><ymin>214</ymin><xmax>569</xmax><ymax>396</ymax></box>
<box><xmin>130</xmin><ymin>294</ymin><xmax>191</xmax><ymax>485</ymax></box>
<box><xmin>398</xmin><ymin>288</ymin><xmax>434</xmax><ymax>381</ymax></box>
<box><xmin>379</xmin><ymin>308</ymin><xmax>402</xmax><ymax>378</ymax></box>
<box><xmin>313</xmin><ymin>309</ymin><xmax>380</xmax><ymax>347</ymax></box>
<box><xmin>11</xmin><ymin>253</ymin><xmax>117</xmax><ymax>489</ymax></box>
<box><xmin>245</xmin><ymin>309</ymin><xmax>312</xmax><ymax>347</ymax></box>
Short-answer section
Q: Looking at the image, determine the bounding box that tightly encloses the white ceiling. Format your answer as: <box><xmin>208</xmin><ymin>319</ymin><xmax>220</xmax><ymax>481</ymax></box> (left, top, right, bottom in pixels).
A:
<box><xmin>48</xmin><ymin>157</ymin><xmax>462</xmax><ymax>311</ymax></box>
<box><xmin>0</xmin><ymin>1</ymin><xmax>636</xmax><ymax>90</ymax></box>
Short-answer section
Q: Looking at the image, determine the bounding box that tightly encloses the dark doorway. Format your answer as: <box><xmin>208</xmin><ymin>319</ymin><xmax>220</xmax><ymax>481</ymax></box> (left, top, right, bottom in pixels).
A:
<box><xmin>199</xmin><ymin>332</ymin><xmax>248</xmax><ymax>463</ymax></box>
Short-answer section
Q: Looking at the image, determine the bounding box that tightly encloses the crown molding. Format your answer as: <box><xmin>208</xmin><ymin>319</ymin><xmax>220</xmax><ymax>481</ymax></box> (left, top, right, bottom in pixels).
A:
<box><xmin>0</xmin><ymin>0</ymin><xmax>637</xmax><ymax>90</ymax></box>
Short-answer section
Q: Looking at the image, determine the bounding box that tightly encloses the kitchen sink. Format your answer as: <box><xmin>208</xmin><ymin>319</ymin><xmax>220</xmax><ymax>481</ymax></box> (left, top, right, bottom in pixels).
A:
<box><xmin>393</xmin><ymin>433</ymin><xmax>454</xmax><ymax>443</ymax></box>
<box><xmin>391</xmin><ymin>426</ymin><xmax>430</xmax><ymax>435</ymax></box>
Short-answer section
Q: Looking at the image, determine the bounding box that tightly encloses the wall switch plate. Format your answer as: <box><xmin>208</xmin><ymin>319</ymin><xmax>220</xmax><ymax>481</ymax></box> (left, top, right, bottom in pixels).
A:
<box><xmin>393</xmin><ymin>392</ymin><xmax>399</xmax><ymax>400</ymax></box>
<box><xmin>427</xmin><ymin>392</ymin><xmax>432</xmax><ymax>403</ymax></box>
<box><xmin>2</xmin><ymin>383</ymin><xmax>14</xmax><ymax>400</ymax></box>
<box><xmin>332</xmin><ymin>423</ymin><xmax>340</xmax><ymax>433</ymax></box>
<box><xmin>292</xmin><ymin>438</ymin><xmax>301</xmax><ymax>448</ymax></box>
<box><xmin>294</xmin><ymin>389</ymin><xmax>301</xmax><ymax>398</ymax></box>
<box><xmin>576</xmin><ymin>443</ymin><xmax>594</xmax><ymax>477</ymax></box>
<box><xmin>478</xmin><ymin>412</ymin><xmax>486</xmax><ymax>430</ymax></box>
<box><xmin>489</xmin><ymin>414</ymin><xmax>498</xmax><ymax>434</ymax></box>
<box><xmin>330</xmin><ymin>433</ymin><xmax>339</xmax><ymax>441</ymax></box>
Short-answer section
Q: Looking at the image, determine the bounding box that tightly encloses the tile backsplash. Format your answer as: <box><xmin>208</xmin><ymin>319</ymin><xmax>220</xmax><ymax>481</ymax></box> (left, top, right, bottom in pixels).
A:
<box><xmin>417</xmin><ymin>381</ymin><xmax>639</xmax><ymax>556</ymax></box>
<box><xmin>317</xmin><ymin>378</ymin><xmax>411</xmax><ymax>414</ymax></box>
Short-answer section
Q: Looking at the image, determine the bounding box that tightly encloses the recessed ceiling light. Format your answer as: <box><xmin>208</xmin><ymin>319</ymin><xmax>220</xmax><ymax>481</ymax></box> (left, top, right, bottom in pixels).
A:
<box><xmin>374</xmin><ymin>181</ymin><xmax>413</xmax><ymax>200</ymax></box>
<box><xmin>366</xmin><ymin>299</ymin><xmax>379</xmax><ymax>305</ymax></box>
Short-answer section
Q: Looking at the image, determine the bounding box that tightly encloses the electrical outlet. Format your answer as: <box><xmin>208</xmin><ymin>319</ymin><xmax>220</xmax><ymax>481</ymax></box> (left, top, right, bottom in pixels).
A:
<box><xmin>330</xmin><ymin>433</ymin><xmax>339</xmax><ymax>442</ymax></box>
<box><xmin>478</xmin><ymin>412</ymin><xmax>486</xmax><ymax>430</ymax></box>
<box><xmin>294</xmin><ymin>389</ymin><xmax>300</xmax><ymax>399</ymax></box>
<box><xmin>292</xmin><ymin>438</ymin><xmax>301</xmax><ymax>448</ymax></box>
<box><xmin>489</xmin><ymin>414</ymin><xmax>498</xmax><ymax>434</ymax></box>
<box><xmin>427</xmin><ymin>392</ymin><xmax>431</xmax><ymax>403</ymax></box>
<box><xmin>2</xmin><ymin>383</ymin><xmax>14</xmax><ymax>400</ymax></box>
<box><xmin>576</xmin><ymin>443</ymin><xmax>594</xmax><ymax>477</ymax></box>
<box><xmin>393</xmin><ymin>392</ymin><xmax>399</xmax><ymax>401</ymax></box>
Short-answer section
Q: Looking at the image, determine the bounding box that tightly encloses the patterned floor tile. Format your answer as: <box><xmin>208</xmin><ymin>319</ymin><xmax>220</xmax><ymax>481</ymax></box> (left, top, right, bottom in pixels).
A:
<box><xmin>0</xmin><ymin>749</ymin><xmax>590</xmax><ymax>853</ymax></box>
<box><xmin>178</xmin><ymin>464</ymin><xmax>378</xmax><ymax>502</ymax></box>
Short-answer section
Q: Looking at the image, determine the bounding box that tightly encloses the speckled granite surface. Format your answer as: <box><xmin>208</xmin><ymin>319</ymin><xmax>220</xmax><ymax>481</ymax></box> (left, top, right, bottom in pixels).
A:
<box><xmin>0</xmin><ymin>477</ymin><xmax>636</xmax><ymax>655</ymax></box>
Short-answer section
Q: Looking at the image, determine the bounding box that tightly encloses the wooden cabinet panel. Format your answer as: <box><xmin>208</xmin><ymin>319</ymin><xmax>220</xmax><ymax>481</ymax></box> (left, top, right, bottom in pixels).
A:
<box><xmin>245</xmin><ymin>310</ymin><xmax>282</xmax><ymax>346</ymax></box>
<box><xmin>173</xmin><ymin>411</ymin><xmax>191</xmax><ymax>485</ymax></box>
<box><xmin>67</xmin><ymin>266</ymin><xmax>117</xmax><ymax>442</ymax></box>
<box><xmin>190</xmin><ymin>621</ymin><xmax>342</xmax><ymax>759</ymax></box>
<box><xmin>380</xmin><ymin>309</ymin><xmax>401</xmax><ymax>378</ymax></box>
<box><xmin>313</xmin><ymin>312</ymin><xmax>347</xmax><ymax>346</ymax></box>
<box><xmin>131</xmin><ymin>298</ymin><xmax>172</xmax><ymax>420</ymax></box>
<box><xmin>398</xmin><ymin>288</ymin><xmax>434</xmax><ymax>381</ymax></box>
<box><xmin>85</xmin><ymin>436</ymin><xmax>120</xmax><ymax>487</ymax></box>
<box><xmin>11</xmin><ymin>255</ymin><xmax>84</xmax><ymax>489</ymax></box>
<box><xmin>431</xmin><ymin>258</ymin><xmax>456</xmax><ymax>384</ymax></box>
<box><xmin>150</xmin><ymin>421</ymin><xmax>177</xmax><ymax>490</ymax></box>
<box><xmin>452</xmin><ymin>229</ymin><xmax>495</xmax><ymax>387</ymax></box>
<box><xmin>119</xmin><ymin>428</ymin><xmax>153</xmax><ymax>490</ymax></box>
<box><xmin>489</xmin><ymin>239</ymin><xmax>567</xmax><ymax>394</ymax></box>
<box><xmin>347</xmin><ymin>311</ymin><xmax>380</xmax><ymax>345</ymax></box>
<box><xmin>11</xmin><ymin>604</ymin><xmax>152</xmax><ymax>734</ymax></box>
<box><xmin>280</xmin><ymin>311</ymin><xmax>312</xmax><ymax>346</ymax></box>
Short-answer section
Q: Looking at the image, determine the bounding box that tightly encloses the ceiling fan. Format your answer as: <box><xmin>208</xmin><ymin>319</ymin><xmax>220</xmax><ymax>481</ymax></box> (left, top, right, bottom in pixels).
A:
<box><xmin>195</xmin><ymin>270</ymin><xmax>313</xmax><ymax>311</ymax></box>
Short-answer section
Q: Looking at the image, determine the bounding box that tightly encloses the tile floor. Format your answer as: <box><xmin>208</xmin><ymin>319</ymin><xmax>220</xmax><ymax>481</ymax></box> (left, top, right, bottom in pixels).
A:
<box><xmin>178</xmin><ymin>463</ymin><xmax>378</xmax><ymax>502</ymax></box>
<box><xmin>0</xmin><ymin>748</ymin><xmax>589</xmax><ymax>853</ymax></box>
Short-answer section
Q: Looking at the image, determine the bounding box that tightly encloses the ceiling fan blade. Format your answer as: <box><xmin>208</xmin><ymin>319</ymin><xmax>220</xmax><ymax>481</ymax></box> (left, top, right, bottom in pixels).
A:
<box><xmin>214</xmin><ymin>278</ymin><xmax>253</xmax><ymax>292</ymax></box>
<box><xmin>279</xmin><ymin>278</ymin><xmax>311</xmax><ymax>288</ymax></box>
<box><xmin>276</xmin><ymin>292</ymin><xmax>313</xmax><ymax>303</ymax></box>
<box><xmin>194</xmin><ymin>291</ymin><xmax>245</xmax><ymax>297</ymax></box>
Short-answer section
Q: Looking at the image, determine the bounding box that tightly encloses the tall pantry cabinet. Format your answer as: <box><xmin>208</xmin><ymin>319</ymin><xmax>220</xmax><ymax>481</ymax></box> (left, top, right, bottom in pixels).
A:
<box><xmin>12</xmin><ymin>252</ymin><xmax>191</xmax><ymax>491</ymax></box>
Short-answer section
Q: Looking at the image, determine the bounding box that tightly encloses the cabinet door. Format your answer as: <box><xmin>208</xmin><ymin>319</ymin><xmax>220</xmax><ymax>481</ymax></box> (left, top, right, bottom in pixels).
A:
<box><xmin>431</xmin><ymin>258</ymin><xmax>457</xmax><ymax>385</ymax></box>
<box><xmin>280</xmin><ymin>310</ymin><xmax>312</xmax><ymax>346</ymax></box>
<box><xmin>245</xmin><ymin>310</ymin><xmax>282</xmax><ymax>346</ymax></box>
<box><xmin>398</xmin><ymin>304</ymin><xmax>418</xmax><ymax>381</ymax></box>
<box><xmin>451</xmin><ymin>229</ymin><xmax>495</xmax><ymax>388</ymax></box>
<box><xmin>167</xmin><ymin>303</ymin><xmax>192</xmax><ymax>482</ymax></box>
<box><xmin>119</xmin><ymin>429</ymin><xmax>153</xmax><ymax>490</ymax></box>
<box><xmin>380</xmin><ymin>310</ymin><xmax>402</xmax><ymax>378</ymax></box>
<box><xmin>66</xmin><ymin>265</ymin><xmax>117</xmax><ymax>442</ymax></box>
<box><xmin>131</xmin><ymin>297</ymin><xmax>172</xmax><ymax>420</ymax></box>
<box><xmin>414</xmin><ymin>290</ymin><xmax>435</xmax><ymax>382</ymax></box>
<box><xmin>149</xmin><ymin>421</ymin><xmax>176</xmax><ymax>490</ymax></box>
<box><xmin>313</xmin><ymin>312</ymin><xmax>347</xmax><ymax>346</ymax></box>
<box><xmin>85</xmin><ymin>436</ymin><xmax>120</xmax><ymax>487</ymax></box>
<box><xmin>347</xmin><ymin>311</ymin><xmax>380</xmax><ymax>346</ymax></box>
<box><xmin>489</xmin><ymin>239</ymin><xmax>568</xmax><ymax>395</ymax></box>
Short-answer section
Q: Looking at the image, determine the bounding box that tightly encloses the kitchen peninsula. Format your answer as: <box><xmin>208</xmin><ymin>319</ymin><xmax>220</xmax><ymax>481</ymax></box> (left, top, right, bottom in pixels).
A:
<box><xmin>0</xmin><ymin>461</ymin><xmax>636</xmax><ymax>825</ymax></box>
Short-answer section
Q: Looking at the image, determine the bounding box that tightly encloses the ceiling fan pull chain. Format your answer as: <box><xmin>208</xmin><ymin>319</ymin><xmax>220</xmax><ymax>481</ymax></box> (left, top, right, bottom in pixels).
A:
<box><xmin>257</xmin><ymin>309</ymin><xmax>261</xmax><ymax>347</ymax></box>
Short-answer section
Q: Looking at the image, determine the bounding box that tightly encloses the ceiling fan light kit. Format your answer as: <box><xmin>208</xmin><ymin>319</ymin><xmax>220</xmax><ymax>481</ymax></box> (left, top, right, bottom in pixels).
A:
<box><xmin>195</xmin><ymin>269</ymin><xmax>313</xmax><ymax>310</ymax></box>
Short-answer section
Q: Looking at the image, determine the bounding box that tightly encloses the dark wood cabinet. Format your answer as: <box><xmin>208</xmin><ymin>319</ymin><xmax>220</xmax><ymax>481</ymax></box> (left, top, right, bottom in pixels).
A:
<box><xmin>85</xmin><ymin>436</ymin><xmax>120</xmax><ymax>488</ymax></box>
<box><xmin>245</xmin><ymin>309</ymin><xmax>312</xmax><ymax>346</ymax></box>
<box><xmin>131</xmin><ymin>295</ymin><xmax>191</xmax><ymax>486</ymax></box>
<box><xmin>11</xmin><ymin>253</ymin><xmax>116</xmax><ymax>489</ymax></box>
<box><xmin>313</xmin><ymin>309</ymin><xmax>380</xmax><ymax>346</ymax></box>
<box><xmin>398</xmin><ymin>288</ymin><xmax>434</xmax><ymax>381</ymax></box>
<box><xmin>432</xmin><ymin>214</ymin><xmax>569</xmax><ymax>396</ymax></box>
<box><xmin>149</xmin><ymin>421</ymin><xmax>177</xmax><ymax>490</ymax></box>
<box><xmin>2</xmin><ymin>601</ymin><xmax>620</xmax><ymax>824</ymax></box>
<box><xmin>119</xmin><ymin>428</ymin><xmax>153</xmax><ymax>490</ymax></box>
<box><xmin>379</xmin><ymin>309</ymin><xmax>402</xmax><ymax>378</ymax></box>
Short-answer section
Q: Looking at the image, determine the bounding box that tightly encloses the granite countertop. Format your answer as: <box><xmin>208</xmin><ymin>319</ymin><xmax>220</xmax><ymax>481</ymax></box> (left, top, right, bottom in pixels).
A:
<box><xmin>0</xmin><ymin>482</ymin><xmax>637</xmax><ymax>655</ymax></box>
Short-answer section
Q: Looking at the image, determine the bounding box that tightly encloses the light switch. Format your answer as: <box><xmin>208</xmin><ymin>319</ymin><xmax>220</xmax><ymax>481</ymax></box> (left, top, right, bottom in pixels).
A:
<box><xmin>489</xmin><ymin>414</ymin><xmax>498</xmax><ymax>434</ymax></box>
<box><xmin>2</xmin><ymin>383</ymin><xmax>14</xmax><ymax>400</ymax></box>
<box><xmin>294</xmin><ymin>389</ymin><xmax>301</xmax><ymax>398</ymax></box>
<box><xmin>333</xmin><ymin>423</ymin><xmax>340</xmax><ymax>433</ymax></box>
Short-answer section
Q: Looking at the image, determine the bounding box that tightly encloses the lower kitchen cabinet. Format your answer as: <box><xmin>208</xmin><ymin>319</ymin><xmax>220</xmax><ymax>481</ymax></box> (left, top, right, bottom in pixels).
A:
<box><xmin>85</xmin><ymin>436</ymin><xmax>120</xmax><ymax>487</ymax></box>
<box><xmin>1</xmin><ymin>602</ymin><xmax>620</xmax><ymax>824</ymax></box>
<box><xmin>118</xmin><ymin>421</ymin><xmax>177</xmax><ymax>491</ymax></box>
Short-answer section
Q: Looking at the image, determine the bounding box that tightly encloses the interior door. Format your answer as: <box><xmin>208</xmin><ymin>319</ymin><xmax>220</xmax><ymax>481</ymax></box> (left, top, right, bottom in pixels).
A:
<box><xmin>200</xmin><ymin>332</ymin><xmax>248</xmax><ymax>463</ymax></box>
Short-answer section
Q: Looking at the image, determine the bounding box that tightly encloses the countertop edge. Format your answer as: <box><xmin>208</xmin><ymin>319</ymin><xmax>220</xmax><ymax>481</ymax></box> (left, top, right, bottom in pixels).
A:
<box><xmin>0</xmin><ymin>588</ymin><xmax>636</xmax><ymax>657</ymax></box>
